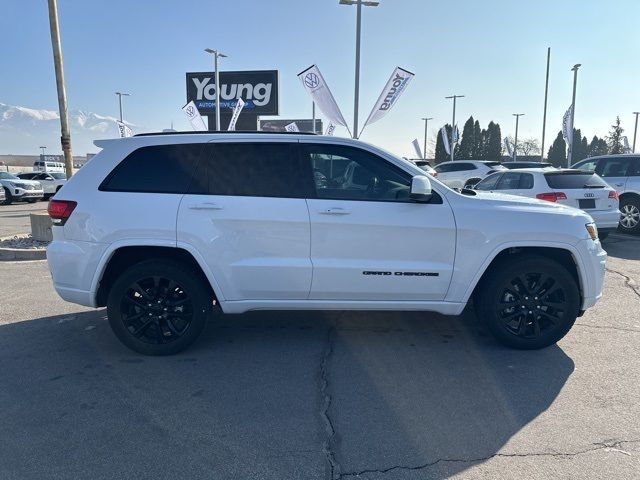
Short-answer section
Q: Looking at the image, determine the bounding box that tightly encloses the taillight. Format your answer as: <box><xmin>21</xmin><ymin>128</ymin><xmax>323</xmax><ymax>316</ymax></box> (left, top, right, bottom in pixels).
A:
<box><xmin>536</xmin><ymin>192</ymin><xmax>567</xmax><ymax>202</ymax></box>
<box><xmin>48</xmin><ymin>200</ymin><xmax>77</xmax><ymax>226</ymax></box>
<box><xmin>608</xmin><ymin>190</ymin><xmax>619</xmax><ymax>200</ymax></box>
<box><xmin>431</xmin><ymin>171</ymin><xmax>437</xmax><ymax>177</ymax></box>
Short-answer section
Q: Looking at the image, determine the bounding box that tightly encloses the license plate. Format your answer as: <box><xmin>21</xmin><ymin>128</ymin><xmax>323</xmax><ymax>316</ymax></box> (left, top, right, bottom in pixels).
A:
<box><xmin>578</xmin><ymin>199</ymin><xmax>595</xmax><ymax>209</ymax></box>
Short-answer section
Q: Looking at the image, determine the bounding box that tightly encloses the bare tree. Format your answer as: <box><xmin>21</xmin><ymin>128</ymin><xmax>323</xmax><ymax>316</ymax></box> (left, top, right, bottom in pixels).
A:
<box><xmin>517</xmin><ymin>138</ymin><xmax>541</xmax><ymax>157</ymax></box>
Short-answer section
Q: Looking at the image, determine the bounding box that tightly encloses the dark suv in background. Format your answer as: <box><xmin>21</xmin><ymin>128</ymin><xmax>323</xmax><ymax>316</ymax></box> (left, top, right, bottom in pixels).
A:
<box><xmin>573</xmin><ymin>154</ymin><xmax>640</xmax><ymax>234</ymax></box>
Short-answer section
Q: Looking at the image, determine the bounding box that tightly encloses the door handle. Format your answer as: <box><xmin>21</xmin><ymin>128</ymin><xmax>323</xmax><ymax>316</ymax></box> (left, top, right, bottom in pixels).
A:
<box><xmin>320</xmin><ymin>207</ymin><xmax>351</xmax><ymax>215</ymax></box>
<box><xmin>188</xmin><ymin>202</ymin><xmax>223</xmax><ymax>210</ymax></box>
<box><xmin>614</xmin><ymin>183</ymin><xmax>624</xmax><ymax>187</ymax></box>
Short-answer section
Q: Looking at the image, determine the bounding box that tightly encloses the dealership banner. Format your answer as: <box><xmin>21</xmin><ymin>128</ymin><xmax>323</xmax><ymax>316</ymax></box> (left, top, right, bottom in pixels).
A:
<box><xmin>412</xmin><ymin>139</ymin><xmax>423</xmax><ymax>159</ymax></box>
<box><xmin>284</xmin><ymin>122</ymin><xmax>300</xmax><ymax>132</ymax></box>
<box><xmin>361</xmin><ymin>67</ymin><xmax>414</xmax><ymax>133</ymax></box>
<box><xmin>182</xmin><ymin>101</ymin><xmax>207</xmax><ymax>131</ymax></box>
<box><xmin>297</xmin><ymin>65</ymin><xmax>349</xmax><ymax>134</ymax></box>
<box><xmin>440</xmin><ymin>126</ymin><xmax>450</xmax><ymax>155</ymax></box>
<box><xmin>325</xmin><ymin>122</ymin><xmax>336</xmax><ymax>136</ymax></box>
<box><xmin>504</xmin><ymin>137</ymin><xmax>513</xmax><ymax>158</ymax></box>
<box><xmin>562</xmin><ymin>104</ymin><xmax>573</xmax><ymax>146</ymax></box>
<box><xmin>623</xmin><ymin>136</ymin><xmax>631</xmax><ymax>153</ymax></box>
<box><xmin>115</xmin><ymin>120</ymin><xmax>133</xmax><ymax>138</ymax></box>
<box><xmin>227</xmin><ymin>98</ymin><xmax>246</xmax><ymax>131</ymax></box>
<box><xmin>186</xmin><ymin>70</ymin><xmax>279</xmax><ymax>115</ymax></box>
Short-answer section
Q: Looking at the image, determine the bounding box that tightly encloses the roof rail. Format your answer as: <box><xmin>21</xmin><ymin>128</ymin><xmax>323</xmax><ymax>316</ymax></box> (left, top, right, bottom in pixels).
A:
<box><xmin>133</xmin><ymin>130</ymin><xmax>318</xmax><ymax>137</ymax></box>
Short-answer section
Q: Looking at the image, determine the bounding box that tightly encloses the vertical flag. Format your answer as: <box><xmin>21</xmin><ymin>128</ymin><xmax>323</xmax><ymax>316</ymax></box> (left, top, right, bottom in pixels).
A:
<box><xmin>361</xmin><ymin>67</ymin><xmax>414</xmax><ymax>134</ymax></box>
<box><xmin>562</xmin><ymin>105</ymin><xmax>573</xmax><ymax>146</ymax></box>
<box><xmin>412</xmin><ymin>139</ymin><xmax>423</xmax><ymax>159</ymax></box>
<box><xmin>298</xmin><ymin>65</ymin><xmax>349</xmax><ymax>134</ymax></box>
<box><xmin>325</xmin><ymin>122</ymin><xmax>336</xmax><ymax>136</ymax></box>
<box><xmin>284</xmin><ymin>122</ymin><xmax>300</xmax><ymax>132</ymax></box>
<box><xmin>115</xmin><ymin>120</ymin><xmax>132</xmax><ymax>138</ymax></box>
<box><xmin>623</xmin><ymin>136</ymin><xmax>631</xmax><ymax>153</ymax></box>
<box><xmin>504</xmin><ymin>138</ymin><xmax>513</xmax><ymax>158</ymax></box>
<box><xmin>183</xmin><ymin>101</ymin><xmax>207</xmax><ymax>131</ymax></box>
<box><xmin>227</xmin><ymin>98</ymin><xmax>245</xmax><ymax>131</ymax></box>
<box><xmin>440</xmin><ymin>126</ymin><xmax>451</xmax><ymax>155</ymax></box>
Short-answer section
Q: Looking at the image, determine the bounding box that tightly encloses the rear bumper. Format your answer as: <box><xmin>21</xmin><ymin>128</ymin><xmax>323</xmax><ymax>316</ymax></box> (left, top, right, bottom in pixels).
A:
<box><xmin>574</xmin><ymin>239</ymin><xmax>607</xmax><ymax>310</ymax></box>
<box><xmin>588</xmin><ymin>209</ymin><xmax>620</xmax><ymax>230</ymax></box>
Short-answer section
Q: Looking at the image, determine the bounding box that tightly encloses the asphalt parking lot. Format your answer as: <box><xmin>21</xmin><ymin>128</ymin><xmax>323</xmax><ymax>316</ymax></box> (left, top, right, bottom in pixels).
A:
<box><xmin>0</xmin><ymin>205</ymin><xmax>639</xmax><ymax>479</ymax></box>
<box><xmin>0</xmin><ymin>200</ymin><xmax>48</xmax><ymax>238</ymax></box>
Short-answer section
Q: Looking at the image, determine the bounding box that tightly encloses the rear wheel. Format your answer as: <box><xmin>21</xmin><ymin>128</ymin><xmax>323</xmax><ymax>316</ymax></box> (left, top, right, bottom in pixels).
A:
<box><xmin>618</xmin><ymin>197</ymin><xmax>640</xmax><ymax>234</ymax></box>
<box><xmin>107</xmin><ymin>259</ymin><xmax>212</xmax><ymax>355</ymax></box>
<box><xmin>476</xmin><ymin>255</ymin><xmax>580</xmax><ymax>349</ymax></box>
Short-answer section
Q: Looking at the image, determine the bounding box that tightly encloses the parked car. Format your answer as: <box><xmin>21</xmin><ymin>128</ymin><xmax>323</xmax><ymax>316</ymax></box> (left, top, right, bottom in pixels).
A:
<box><xmin>474</xmin><ymin>169</ymin><xmax>620</xmax><ymax>239</ymax></box>
<box><xmin>17</xmin><ymin>172</ymin><xmax>66</xmax><ymax>199</ymax></box>
<box><xmin>502</xmin><ymin>161</ymin><xmax>554</xmax><ymax>169</ymax></box>
<box><xmin>434</xmin><ymin>160</ymin><xmax>506</xmax><ymax>188</ymax></box>
<box><xmin>33</xmin><ymin>160</ymin><xmax>65</xmax><ymax>173</ymax></box>
<box><xmin>572</xmin><ymin>154</ymin><xmax>640</xmax><ymax>234</ymax></box>
<box><xmin>413</xmin><ymin>160</ymin><xmax>437</xmax><ymax>177</ymax></box>
<box><xmin>0</xmin><ymin>171</ymin><xmax>44</xmax><ymax>204</ymax></box>
<box><xmin>0</xmin><ymin>185</ymin><xmax>5</xmax><ymax>203</ymax></box>
<box><xmin>47</xmin><ymin>132</ymin><xmax>606</xmax><ymax>355</ymax></box>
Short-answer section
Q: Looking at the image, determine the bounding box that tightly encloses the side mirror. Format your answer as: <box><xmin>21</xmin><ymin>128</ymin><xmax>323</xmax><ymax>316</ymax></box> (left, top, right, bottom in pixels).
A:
<box><xmin>410</xmin><ymin>175</ymin><xmax>433</xmax><ymax>202</ymax></box>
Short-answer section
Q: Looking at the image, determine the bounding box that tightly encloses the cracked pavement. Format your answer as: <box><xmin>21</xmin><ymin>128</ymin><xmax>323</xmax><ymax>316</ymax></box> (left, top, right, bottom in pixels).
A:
<box><xmin>0</xmin><ymin>232</ymin><xmax>638</xmax><ymax>479</ymax></box>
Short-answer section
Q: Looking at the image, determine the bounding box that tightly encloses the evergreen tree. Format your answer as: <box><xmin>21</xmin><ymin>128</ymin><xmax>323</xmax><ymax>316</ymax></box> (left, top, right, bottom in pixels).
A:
<box><xmin>454</xmin><ymin>116</ymin><xmax>475</xmax><ymax>159</ymax></box>
<box><xmin>434</xmin><ymin>124</ymin><xmax>452</xmax><ymax>164</ymax></box>
<box><xmin>606</xmin><ymin>117</ymin><xmax>625</xmax><ymax>154</ymax></box>
<box><xmin>472</xmin><ymin>120</ymin><xmax>482</xmax><ymax>159</ymax></box>
<box><xmin>571</xmin><ymin>128</ymin><xmax>588</xmax><ymax>162</ymax></box>
<box><xmin>547</xmin><ymin>131</ymin><xmax>567</xmax><ymax>167</ymax></box>
<box><xmin>587</xmin><ymin>136</ymin><xmax>609</xmax><ymax>157</ymax></box>
<box><xmin>484</xmin><ymin>121</ymin><xmax>502</xmax><ymax>161</ymax></box>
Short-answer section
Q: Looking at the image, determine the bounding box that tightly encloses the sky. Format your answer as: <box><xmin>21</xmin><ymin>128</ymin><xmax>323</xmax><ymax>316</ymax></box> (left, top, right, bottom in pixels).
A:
<box><xmin>1</xmin><ymin>0</ymin><xmax>639</xmax><ymax>157</ymax></box>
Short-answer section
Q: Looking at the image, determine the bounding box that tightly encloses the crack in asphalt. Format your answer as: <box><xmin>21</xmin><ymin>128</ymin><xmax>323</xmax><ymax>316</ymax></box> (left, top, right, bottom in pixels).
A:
<box><xmin>320</xmin><ymin>323</ymin><xmax>340</xmax><ymax>480</ymax></box>
<box><xmin>606</xmin><ymin>267</ymin><xmax>640</xmax><ymax>301</ymax></box>
<box><xmin>574</xmin><ymin>323</ymin><xmax>640</xmax><ymax>333</ymax></box>
<box><xmin>339</xmin><ymin>439</ymin><xmax>640</xmax><ymax>478</ymax></box>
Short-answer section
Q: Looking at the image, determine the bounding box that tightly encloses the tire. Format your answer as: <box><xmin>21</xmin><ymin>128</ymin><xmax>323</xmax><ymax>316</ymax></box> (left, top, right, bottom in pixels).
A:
<box><xmin>618</xmin><ymin>196</ymin><xmax>640</xmax><ymax>234</ymax></box>
<box><xmin>464</xmin><ymin>178</ymin><xmax>482</xmax><ymax>189</ymax></box>
<box><xmin>107</xmin><ymin>259</ymin><xmax>212</xmax><ymax>355</ymax></box>
<box><xmin>475</xmin><ymin>254</ymin><xmax>580</xmax><ymax>350</ymax></box>
<box><xmin>2</xmin><ymin>187</ymin><xmax>12</xmax><ymax>205</ymax></box>
<box><xmin>26</xmin><ymin>198</ymin><xmax>38</xmax><ymax>203</ymax></box>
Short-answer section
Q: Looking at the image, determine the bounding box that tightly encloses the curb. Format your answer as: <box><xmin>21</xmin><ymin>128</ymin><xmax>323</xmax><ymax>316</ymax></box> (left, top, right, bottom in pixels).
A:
<box><xmin>0</xmin><ymin>247</ymin><xmax>47</xmax><ymax>261</ymax></box>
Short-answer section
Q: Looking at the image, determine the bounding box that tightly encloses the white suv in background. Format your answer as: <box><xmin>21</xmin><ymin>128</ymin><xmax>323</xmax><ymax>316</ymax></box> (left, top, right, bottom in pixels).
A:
<box><xmin>17</xmin><ymin>172</ymin><xmax>66</xmax><ymax>199</ymax></box>
<box><xmin>47</xmin><ymin>133</ymin><xmax>606</xmax><ymax>355</ymax></box>
<box><xmin>434</xmin><ymin>160</ymin><xmax>506</xmax><ymax>189</ymax></box>
<box><xmin>474</xmin><ymin>169</ymin><xmax>620</xmax><ymax>239</ymax></box>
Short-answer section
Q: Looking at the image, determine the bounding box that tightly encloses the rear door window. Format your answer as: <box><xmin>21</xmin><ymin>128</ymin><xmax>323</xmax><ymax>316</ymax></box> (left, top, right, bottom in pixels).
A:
<box><xmin>496</xmin><ymin>172</ymin><xmax>522</xmax><ymax>190</ymax></box>
<box><xmin>475</xmin><ymin>172</ymin><xmax>502</xmax><ymax>190</ymax></box>
<box><xmin>596</xmin><ymin>157</ymin><xmax>631</xmax><ymax>177</ymax></box>
<box><xmin>627</xmin><ymin>157</ymin><xmax>640</xmax><ymax>176</ymax></box>
<box><xmin>544</xmin><ymin>172</ymin><xmax>608</xmax><ymax>189</ymax></box>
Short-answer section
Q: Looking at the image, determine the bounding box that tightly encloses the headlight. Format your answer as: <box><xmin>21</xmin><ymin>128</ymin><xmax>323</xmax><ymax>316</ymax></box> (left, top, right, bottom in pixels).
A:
<box><xmin>585</xmin><ymin>222</ymin><xmax>598</xmax><ymax>241</ymax></box>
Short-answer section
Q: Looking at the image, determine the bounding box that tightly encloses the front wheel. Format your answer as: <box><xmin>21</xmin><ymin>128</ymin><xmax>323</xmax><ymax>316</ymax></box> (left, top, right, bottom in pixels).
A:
<box><xmin>107</xmin><ymin>259</ymin><xmax>212</xmax><ymax>355</ymax></box>
<box><xmin>475</xmin><ymin>255</ymin><xmax>580</xmax><ymax>349</ymax></box>
<box><xmin>2</xmin><ymin>187</ymin><xmax>12</xmax><ymax>205</ymax></box>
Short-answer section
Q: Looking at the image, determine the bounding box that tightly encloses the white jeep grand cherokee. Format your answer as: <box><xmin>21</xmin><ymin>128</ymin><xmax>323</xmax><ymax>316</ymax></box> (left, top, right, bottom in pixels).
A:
<box><xmin>47</xmin><ymin>132</ymin><xmax>606</xmax><ymax>355</ymax></box>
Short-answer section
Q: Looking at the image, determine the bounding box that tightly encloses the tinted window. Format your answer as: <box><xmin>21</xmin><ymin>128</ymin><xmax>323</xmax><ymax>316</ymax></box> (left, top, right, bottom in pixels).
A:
<box><xmin>519</xmin><ymin>173</ymin><xmax>534</xmax><ymax>189</ymax></box>
<box><xmin>50</xmin><ymin>173</ymin><xmax>66</xmax><ymax>179</ymax></box>
<box><xmin>434</xmin><ymin>163</ymin><xmax>453</xmax><ymax>173</ymax></box>
<box><xmin>596</xmin><ymin>157</ymin><xmax>630</xmax><ymax>177</ymax></box>
<box><xmin>475</xmin><ymin>172</ymin><xmax>502</xmax><ymax>190</ymax></box>
<box><xmin>496</xmin><ymin>172</ymin><xmax>522</xmax><ymax>190</ymax></box>
<box><xmin>455</xmin><ymin>163</ymin><xmax>475</xmax><ymax>171</ymax></box>
<box><xmin>201</xmin><ymin>143</ymin><xmax>309</xmax><ymax>198</ymax></box>
<box><xmin>544</xmin><ymin>172</ymin><xmax>608</xmax><ymax>189</ymax></box>
<box><xmin>101</xmin><ymin>144</ymin><xmax>204</xmax><ymax>193</ymax></box>
<box><xmin>484</xmin><ymin>161</ymin><xmax>502</xmax><ymax>167</ymax></box>
<box><xmin>573</xmin><ymin>158</ymin><xmax>597</xmax><ymax>172</ymax></box>
<box><xmin>626</xmin><ymin>157</ymin><xmax>640</xmax><ymax>176</ymax></box>
<box><xmin>302</xmin><ymin>144</ymin><xmax>411</xmax><ymax>201</ymax></box>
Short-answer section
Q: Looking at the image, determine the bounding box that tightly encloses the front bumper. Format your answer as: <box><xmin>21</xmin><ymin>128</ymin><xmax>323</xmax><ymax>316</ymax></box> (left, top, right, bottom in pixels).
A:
<box><xmin>575</xmin><ymin>238</ymin><xmax>607</xmax><ymax>310</ymax></box>
<box><xmin>12</xmin><ymin>187</ymin><xmax>44</xmax><ymax>199</ymax></box>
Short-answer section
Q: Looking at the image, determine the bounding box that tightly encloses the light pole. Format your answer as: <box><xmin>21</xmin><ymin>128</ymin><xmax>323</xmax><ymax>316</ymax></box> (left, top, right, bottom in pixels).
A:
<box><xmin>445</xmin><ymin>95</ymin><xmax>464</xmax><ymax>161</ymax></box>
<box><xmin>39</xmin><ymin>146</ymin><xmax>47</xmax><ymax>156</ymax></box>
<box><xmin>632</xmin><ymin>112</ymin><xmax>639</xmax><ymax>153</ymax></box>
<box><xmin>512</xmin><ymin>113</ymin><xmax>525</xmax><ymax>161</ymax></box>
<box><xmin>339</xmin><ymin>0</ymin><xmax>380</xmax><ymax>139</ymax></box>
<box><xmin>204</xmin><ymin>48</ymin><xmax>228</xmax><ymax>131</ymax></box>
<box><xmin>421</xmin><ymin>117</ymin><xmax>433</xmax><ymax>160</ymax></box>
<box><xmin>540</xmin><ymin>47</ymin><xmax>551</xmax><ymax>162</ymax></box>
<box><xmin>115</xmin><ymin>92</ymin><xmax>130</xmax><ymax>122</ymax></box>
<box><xmin>567</xmin><ymin>63</ymin><xmax>581</xmax><ymax>166</ymax></box>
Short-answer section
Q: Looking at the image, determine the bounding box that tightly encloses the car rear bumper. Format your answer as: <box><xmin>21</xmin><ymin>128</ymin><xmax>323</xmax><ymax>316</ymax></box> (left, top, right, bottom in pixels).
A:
<box><xmin>587</xmin><ymin>209</ymin><xmax>620</xmax><ymax>230</ymax></box>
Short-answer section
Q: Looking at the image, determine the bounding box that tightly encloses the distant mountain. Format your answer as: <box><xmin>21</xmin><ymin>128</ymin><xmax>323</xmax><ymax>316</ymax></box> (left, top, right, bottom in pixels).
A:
<box><xmin>0</xmin><ymin>102</ymin><xmax>137</xmax><ymax>155</ymax></box>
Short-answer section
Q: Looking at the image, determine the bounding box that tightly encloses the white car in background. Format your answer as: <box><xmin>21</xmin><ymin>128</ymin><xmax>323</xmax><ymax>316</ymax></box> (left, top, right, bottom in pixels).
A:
<box><xmin>434</xmin><ymin>160</ymin><xmax>506</xmax><ymax>189</ymax></box>
<box><xmin>17</xmin><ymin>172</ymin><xmax>67</xmax><ymax>199</ymax></box>
<box><xmin>0</xmin><ymin>171</ymin><xmax>44</xmax><ymax>204</ymax></box>
<box><xmin>474</xmin><ymin>169</ymin><xmax>620</xmax><ymax>239</ymax></box>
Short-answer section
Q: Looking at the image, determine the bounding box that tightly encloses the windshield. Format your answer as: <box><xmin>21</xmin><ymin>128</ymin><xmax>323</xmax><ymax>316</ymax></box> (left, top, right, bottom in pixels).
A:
<box><xmin>0</xmin><ymin>172</ymin><xmax>19</xmax><ymax>180</ymax></box>
<box><xmin>50</xmin><ymin>173</ymin><xmax>67</xmax><ymax>179</ymax></box>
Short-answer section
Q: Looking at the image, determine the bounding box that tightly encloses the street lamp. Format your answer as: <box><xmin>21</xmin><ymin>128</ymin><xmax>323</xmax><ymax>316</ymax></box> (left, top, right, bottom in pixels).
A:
<box><xmin>567</xmin><ymin>63</ymin><xmax>581</xmax><ymax>166</ymax></box>
<box><xmin>632</xmin><ymin>112</ymin><xmax>639</xmax><ymax>153</ymax></box>
<box><xmin>421</xmin><ymin>117</ymin><xmax>433</xmax><ymax>160</ymax></box>
<box><xmin>115</xmin><ymin>92</ymin><xmax>130</xmax><ymax>122</ymax></box>
<box><xmin>339</xmin><ymin>0</ymin><xmax>380</xmax><ymax>139</ymax></box>
<box><xmin>39</xmin><ymin>146</ymin><xmax>47</xmax><ymax>156</ymax></box>
<box><xmin>445</xmin><ymin>95</ymin><xmax>464</xmax><ymax>161</ymax></box>
<box><xmin>512</xmin><ymin>114</ymin><xmax>525</xmax><ymax>161</ymax></box>
<box><xmin>205</xmin><ymin>48</ymin><xmax>228</xmax><ymax>131</ymax></box>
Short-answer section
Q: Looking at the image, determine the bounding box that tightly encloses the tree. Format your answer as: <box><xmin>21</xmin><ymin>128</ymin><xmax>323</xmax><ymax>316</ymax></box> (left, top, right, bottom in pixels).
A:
<box><xmin>472</xmin><ymin>120</ymin><xmax>483</xmax><ymax>159</ymax></box>
<box><xmin>434</xmin><ymin>124</ymin><xmax>452</xmax><ymax>164</ymax></box>
<box><xmin>547</xmin><ymin>131</ymin><xmax>567</xmax><ymax>167</ymax></box>
<box><xmin>517</xmin><ymin>138</ymin><xmax>541</xmax><ymax>157</ymax></box>
<box><xmin>570</xmin><ymin>128</ymin><xmax>588</xmax><ymax>163</ymax></box>
<box><xmin>607</xmin><ymin>117</ymin><xmax>625</xmax><ymax>154</ymax></box>
<box><xmin>483</xmin><ymin>121</ymin><xmax>502</xmax><ymax>161</ymax></box>
<box><xmin>588</xmin><ymin>135</ymin><xmax>609</xmax><ymax>157</ymax></box>
<box><xmin>454</xmin><ymin>116</ymin><xmax>475</xmax><ymax>159</ymax></box>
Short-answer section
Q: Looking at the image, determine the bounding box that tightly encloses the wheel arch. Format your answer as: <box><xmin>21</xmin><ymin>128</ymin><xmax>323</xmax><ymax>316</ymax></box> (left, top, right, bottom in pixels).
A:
<box><xmin>94</xmin><ymin>244</ymin><xmax>223</xmax><ymax>308</ymax></box>
<box><xmin>619</xmin><ymin>191</ymin><xmax>640</xmax><ymax>203</ymax></box>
